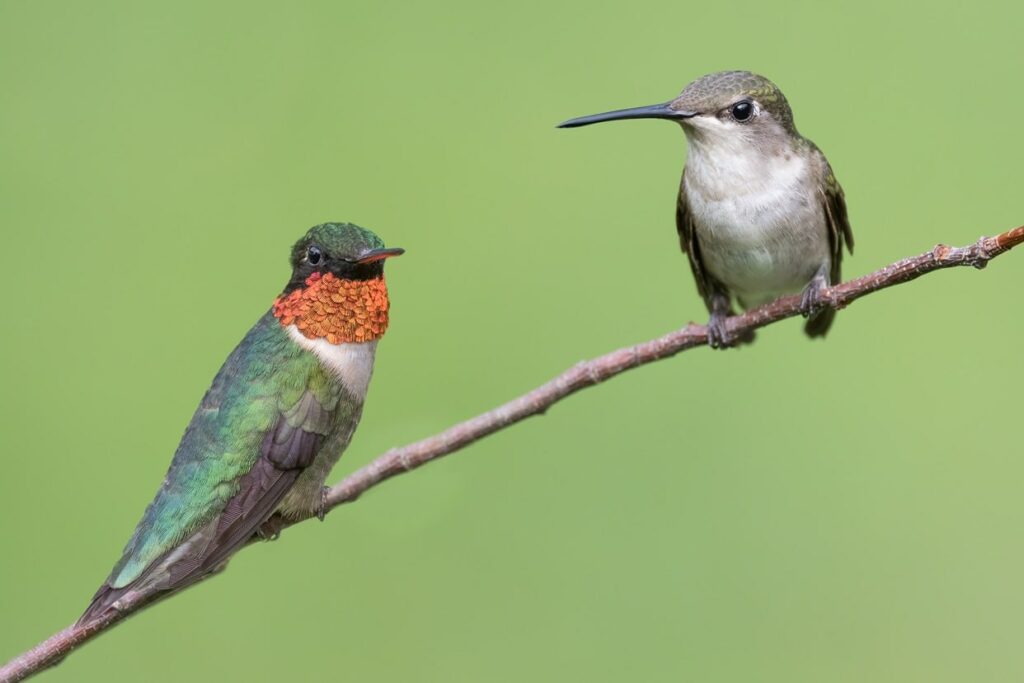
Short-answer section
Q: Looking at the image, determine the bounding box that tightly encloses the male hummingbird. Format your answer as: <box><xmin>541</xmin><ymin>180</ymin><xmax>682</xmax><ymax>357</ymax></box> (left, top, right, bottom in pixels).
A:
<box><xmin>78</xmin><ymin>222</ymin><xmax>403</xmax><ymax>623</ymax></box>
<box><xmin>559</xmin><ymin>71</ymin><xmax>854</xmax><ymax>347</ymax></box>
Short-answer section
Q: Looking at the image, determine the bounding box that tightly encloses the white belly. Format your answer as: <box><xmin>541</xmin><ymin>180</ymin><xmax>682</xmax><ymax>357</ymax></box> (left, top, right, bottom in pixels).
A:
<box><xmin>280</xmin><ymin>325</ymin><xmax>378</xmax><ymax>517</ymax></box>
<box><xmin>285</xmin><ymin>325</ymin><xmax>377</xmax><ymax>400</ymax></box>
<box><xmin>684</xmin><ymin>147</ymin><xmax>829</xmax><ymax>307</ymax></box>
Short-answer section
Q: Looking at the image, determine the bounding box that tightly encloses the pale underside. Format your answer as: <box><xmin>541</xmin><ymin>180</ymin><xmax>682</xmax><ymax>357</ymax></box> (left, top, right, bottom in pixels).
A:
<box><xmin>280</xmin><ymin>327</ymin><xmax>376</xmax><ymax>515</ymax></box>
<box><xmin>286</xmin><ymin>326</ymin><xmax>377</xmax><ymax>402</ymax></box>
<box><xmin>682</xmin><ymin>116</ymin><xmax>831</xmax><ymax>308</ymax></box>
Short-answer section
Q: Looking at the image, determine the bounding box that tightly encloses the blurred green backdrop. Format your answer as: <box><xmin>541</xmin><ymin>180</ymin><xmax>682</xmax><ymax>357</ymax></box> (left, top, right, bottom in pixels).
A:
<box><xmin>1</xmin><ymin>1</ymin><xmax>1022</xmax><ymax>681</ymax></box>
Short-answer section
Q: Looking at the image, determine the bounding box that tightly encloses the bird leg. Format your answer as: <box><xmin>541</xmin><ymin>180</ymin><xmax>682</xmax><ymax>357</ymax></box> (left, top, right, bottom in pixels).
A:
<box><xmin>799</xmin><ymin>265</ymin><xmax>832</xmax><ymax>319</ymax></box>
<box><xmin>706</xmin><ymin>289</ymin><xmax>737</xmax><ymax>349</ymax></box>
<box><xmin>256</xmin><ymin>515</ymin><xmax>286</xmax><ymax>541</ymax></box>
<box><xmin>316</xmin><ymin>486</ymin><xmax>329</xmax><ymax>521</ymax></box>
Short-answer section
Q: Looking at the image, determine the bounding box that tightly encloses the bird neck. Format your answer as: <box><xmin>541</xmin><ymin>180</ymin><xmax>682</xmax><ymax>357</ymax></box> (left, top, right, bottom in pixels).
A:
<box><xmin>273</xmin><ymin>271</ymin><xmax>390</xmax><ymax>345</ymax></box>
<box><xmin>685</xmin><ymin>134</ymin><xmax>809</xmax><ymax>201</ymax></box>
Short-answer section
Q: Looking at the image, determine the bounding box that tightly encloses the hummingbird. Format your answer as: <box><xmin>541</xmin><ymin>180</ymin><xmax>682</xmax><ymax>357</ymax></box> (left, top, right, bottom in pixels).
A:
<box><xmin>78</xmin><ymin>222</ymin><xmax>404</xmax><ymax>624</ymax></box>
<box><xmin>558</xmin><ymin>71</ymin><xmax>854</xmax><ymax>347</ymax></box>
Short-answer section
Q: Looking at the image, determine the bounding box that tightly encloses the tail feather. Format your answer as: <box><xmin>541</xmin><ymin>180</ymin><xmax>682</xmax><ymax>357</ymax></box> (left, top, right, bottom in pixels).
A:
<box><xmin>77</xmin><ymin>542</ymin><xmax>176</xmax><ymax>626</ymax></box>
<box><xmin>77</xmin><ymin>583</ymin><xmax>128</xmax><ymax>626</ymax></box>
<box><xmin>804</xmin><ymin>306</ymin><xmax>836</xmax><ymax>338</ymax></box>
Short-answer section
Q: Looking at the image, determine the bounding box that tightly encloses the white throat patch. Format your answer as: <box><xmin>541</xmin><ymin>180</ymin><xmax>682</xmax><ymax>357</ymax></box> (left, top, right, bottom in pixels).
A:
<box><xmin>285</xmin><ymin>325</ymin><xmax>378</xmax><ymax>400</ymax></box>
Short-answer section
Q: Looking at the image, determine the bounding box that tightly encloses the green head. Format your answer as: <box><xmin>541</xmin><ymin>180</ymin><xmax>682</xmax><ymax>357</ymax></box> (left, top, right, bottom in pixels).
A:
<box><xmin>558</xmin><ymin>70</ymin><xmax>799</xmax><ymax>149</ymax></box>
<box><xmin>284</xmin><ymin>222</ymin><xmax>404</xmax><ymax>294</ymax></box>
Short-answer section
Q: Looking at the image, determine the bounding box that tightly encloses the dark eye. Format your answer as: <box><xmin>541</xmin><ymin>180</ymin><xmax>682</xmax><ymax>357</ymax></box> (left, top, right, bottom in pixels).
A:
<box><xmin>731</xmin><ymin>101</ymin><xmax>753</xmax><ymax>121</ymax></box>
<box><xmin>307</xmin><ymin>245</ymin><xmax>323</xmax><ymax>265</ymax></box>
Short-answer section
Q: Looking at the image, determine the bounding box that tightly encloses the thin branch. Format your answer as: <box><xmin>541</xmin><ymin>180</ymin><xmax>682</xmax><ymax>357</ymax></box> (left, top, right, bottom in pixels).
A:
<box><xmin>3</xmin><ymin>225</ymin><xmax>1022</xmax><ymax>683</ymax></box>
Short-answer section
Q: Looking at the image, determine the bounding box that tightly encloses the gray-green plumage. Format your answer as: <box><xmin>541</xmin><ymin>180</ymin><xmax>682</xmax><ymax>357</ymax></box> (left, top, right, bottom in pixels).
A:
<box><xmin>79</xmin><ymin>223</ymin><xmax>402</xmax><ymax>623</ymax></box>
<box><xmin>559</xmin><ymin>71</ymin><xmax>854</xmax><ymax>346</ymax></box>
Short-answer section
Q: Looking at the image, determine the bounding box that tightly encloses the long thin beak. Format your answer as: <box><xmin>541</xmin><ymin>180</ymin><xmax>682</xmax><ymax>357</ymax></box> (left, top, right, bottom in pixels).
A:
<box><xmin>356</xmin><ymin>247</ymin><xmax>405</xmax><ymax>264</ymax></box>
<box><xmin>557</xmin><ymin>102</ymin><xmax>697</xmax><ymax>129</ymax></box>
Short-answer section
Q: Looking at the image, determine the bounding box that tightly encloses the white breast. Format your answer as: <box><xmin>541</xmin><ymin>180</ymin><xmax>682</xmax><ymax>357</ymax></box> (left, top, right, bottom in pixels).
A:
<box><xmin>684</xmin><ymin>142</ymin><xmax>828</xmax><ymax>305</ymax></box>
<box><xmin>686</xmin><ymin>143</ymin><xmax>811</xmax><ymax>236</ymax></box>
<box><xmin>285</xmin><ymin>325</ymin><xmax>377</xmax><ymax>400</ymax></box>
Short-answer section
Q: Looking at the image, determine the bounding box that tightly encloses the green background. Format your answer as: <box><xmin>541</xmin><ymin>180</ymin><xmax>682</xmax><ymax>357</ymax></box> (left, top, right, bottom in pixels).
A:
<box><xmin>2</xmin><ymin>1</ymin><xmax>1022</xmax><ymax>681</ymax></box>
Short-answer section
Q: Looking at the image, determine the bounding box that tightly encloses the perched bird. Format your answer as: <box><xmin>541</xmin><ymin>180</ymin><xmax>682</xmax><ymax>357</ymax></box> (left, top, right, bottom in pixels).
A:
<box><xmin>559</xmin><ymin>71</ymin><xmax>853</xmax><ymax>347</ymax></box>
<box><xmin>79</xmin><ymin>222</ymin><xmax>403</xmax><ymax>623</ymax></box>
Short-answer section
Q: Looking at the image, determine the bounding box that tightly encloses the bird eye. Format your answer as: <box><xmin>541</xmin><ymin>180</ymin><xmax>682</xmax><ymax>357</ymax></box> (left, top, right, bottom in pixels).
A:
<box><xmin>307</xmin><ymin>246</ymin><xmax>323</xmax><ymax>265</ymax></box>
<box><xmin>731</xmin><ymin>101</ymin><xmax>753</xmax><ymax>122</ymax></box>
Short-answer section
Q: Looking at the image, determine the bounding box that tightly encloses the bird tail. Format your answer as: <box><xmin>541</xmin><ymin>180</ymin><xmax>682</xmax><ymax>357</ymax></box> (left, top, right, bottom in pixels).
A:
<box><xmin>77</xmin><ymin>553</ymin><xmax>167</xmax><ymax>626</ymax></box>
<box><xmin>803</xmin><ymin>307</ymin><xmax>836</xmax><ymax>338</ymax></box>
<box><xmin>77</xmin><ymin>584</ymin><xmax>124</xmax><ymax>626</ymax></box>
<box><xmin>735</xmin><ymin>328</ymin><xmax>757</xmax><ymax>345</ymax></box>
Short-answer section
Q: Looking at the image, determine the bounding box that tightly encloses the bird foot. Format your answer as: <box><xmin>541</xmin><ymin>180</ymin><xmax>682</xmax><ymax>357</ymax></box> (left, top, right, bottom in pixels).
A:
<box><xmin>707</xmin><ymin>311</ymin><xmax>737</xmax><ymax>349</ymax></box>
<box><xmin>257</xmin><ymin>515</ymin><xmax>286</xmax><ymax>541</ymax></box>
<box><xmin>799</xmin><ymin>273</ymin><xmax>832</xmax><ymax>319</ymax></box>
<box><xmin>706</xmin><ymin>291</ymin><xmax>755</xmax><ymax>348</ymax></box>
<box><xmin>316</xmin><ymin>486</ymin><xmax>329</xmax><ymax>522</ymax></box>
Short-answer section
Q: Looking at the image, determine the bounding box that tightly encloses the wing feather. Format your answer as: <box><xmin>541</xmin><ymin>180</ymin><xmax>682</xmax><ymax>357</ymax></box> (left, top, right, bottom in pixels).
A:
<box><xmin>78</xmin><ymin>314</ymin><xmax>338</xmax><ymax>623</ymax></box>
<box><xmin>79</xmin><ymin>391</ymin><xmax>331</xmax><ymax>623</ymax></box>
<box><xmin>814</xmin><ymin>147</ymin><xmax>854</xmax><ymax>284</ymax></box>
<box><xmin>804</xmin><ymin>146</ymin><xmax>854</xmax><ymax>338</ymax></box>
<box><xmin>675</xmin><ymin>177</ymin><xmax>717</xmax><ymax>308</ymax></box>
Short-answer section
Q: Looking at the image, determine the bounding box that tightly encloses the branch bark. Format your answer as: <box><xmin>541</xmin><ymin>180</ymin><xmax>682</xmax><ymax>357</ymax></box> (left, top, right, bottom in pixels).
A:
<box><xmin>3</xmin><ymin>225</ymin><xmax>1022</xmax><ymax>683</ymax></box>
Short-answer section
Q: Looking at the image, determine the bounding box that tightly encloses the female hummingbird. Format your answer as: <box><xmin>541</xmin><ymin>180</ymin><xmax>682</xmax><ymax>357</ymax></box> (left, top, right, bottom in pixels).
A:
<box><xmin>559</xmin><ymin>71</ymin><xmax>854</xmax><ymax>347</ymax></box>
<box><xmin>79</xmin><ymin>222</ymin><xmax>403</xmax><ymax>623</ymax></box>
